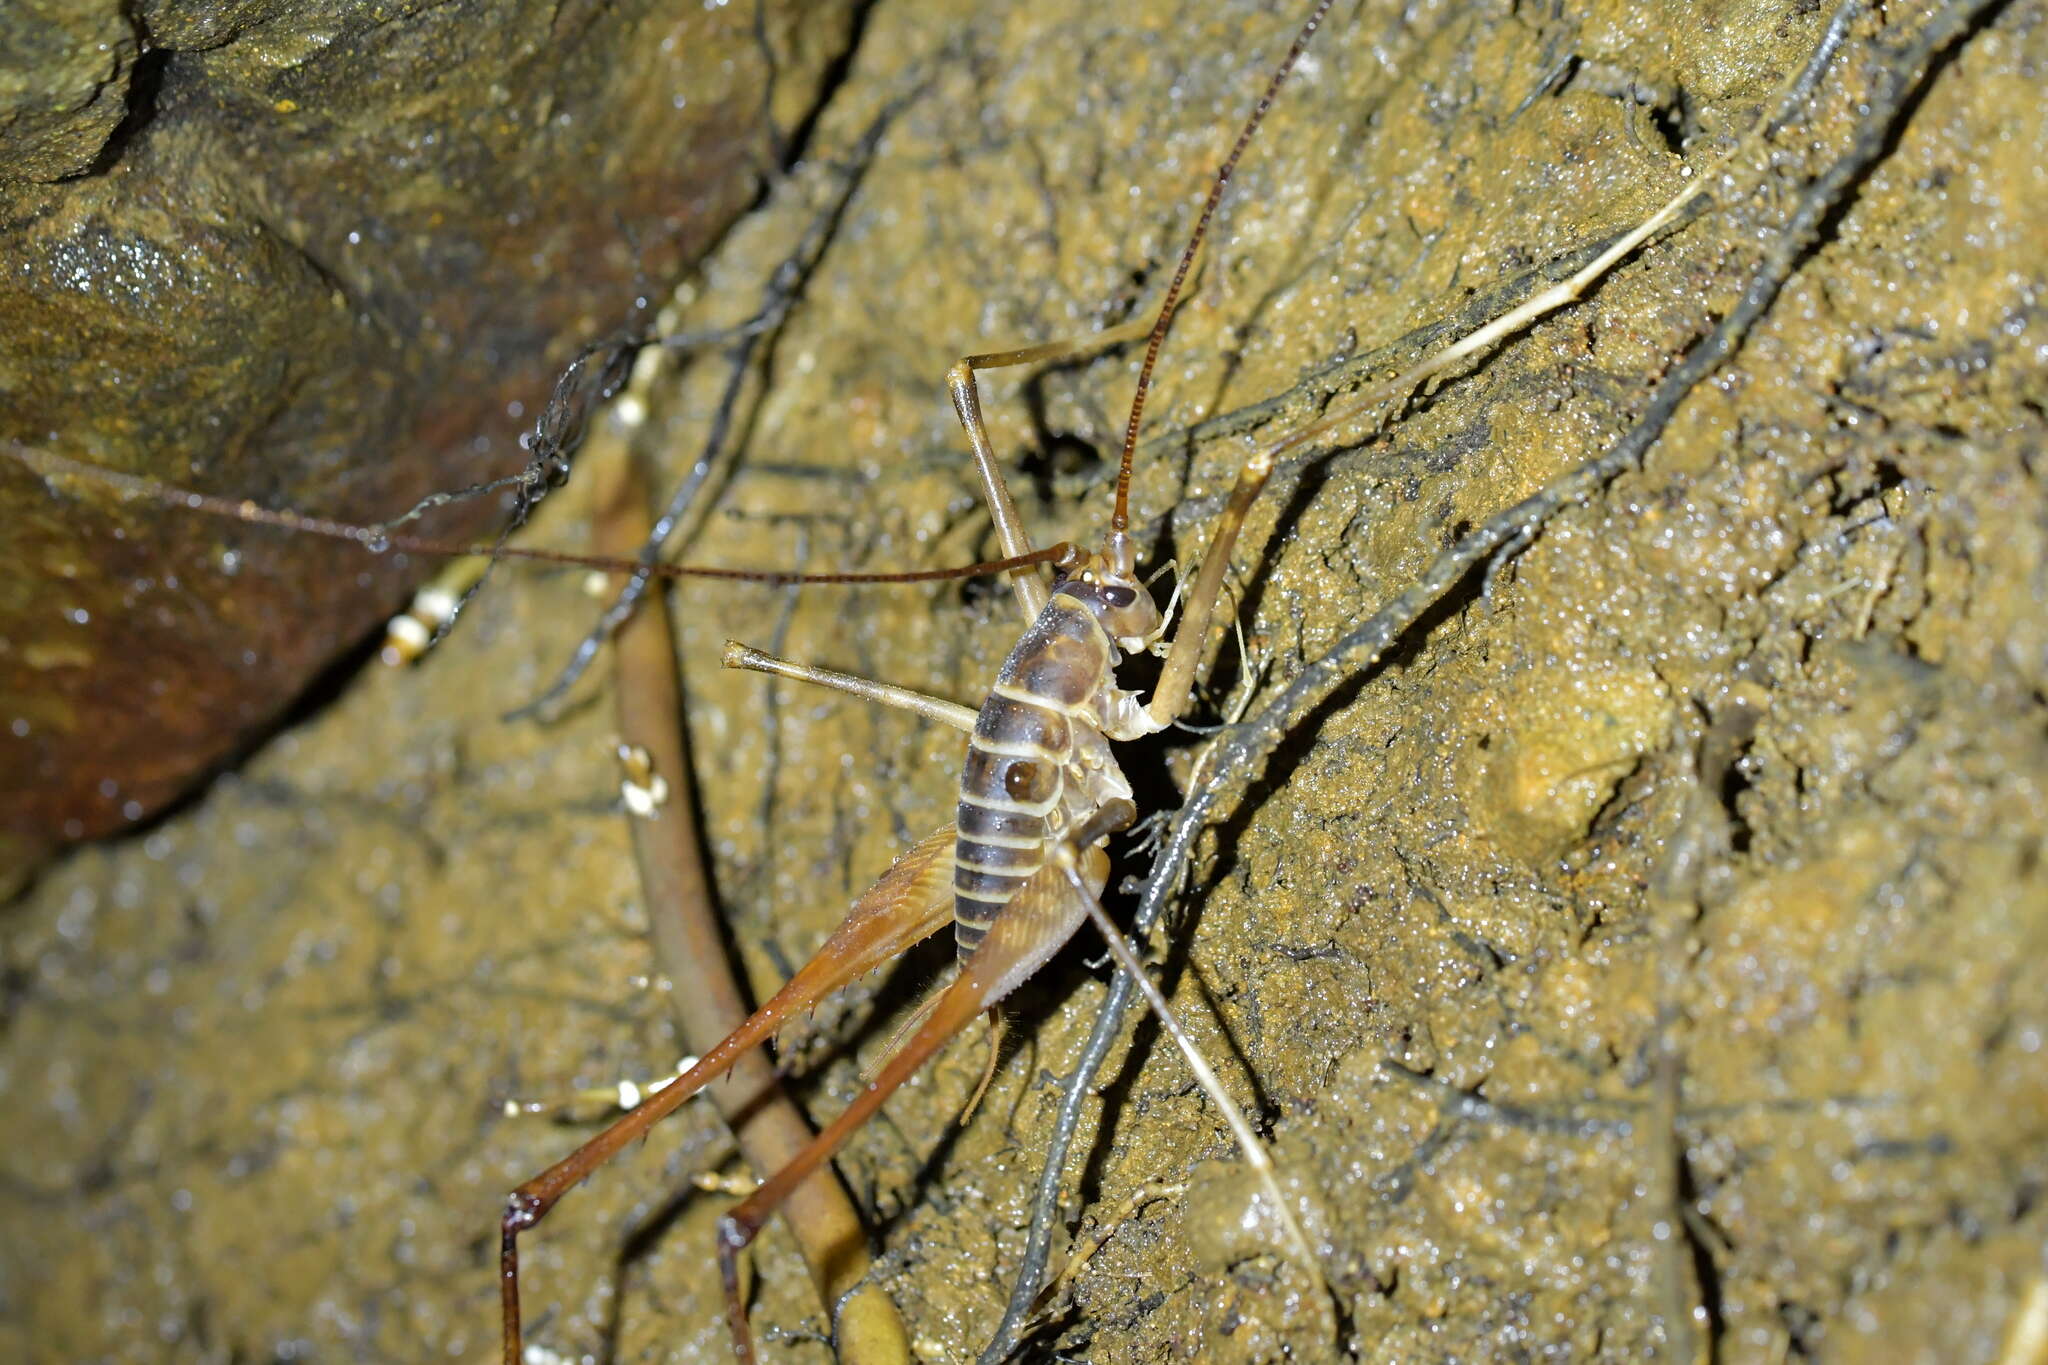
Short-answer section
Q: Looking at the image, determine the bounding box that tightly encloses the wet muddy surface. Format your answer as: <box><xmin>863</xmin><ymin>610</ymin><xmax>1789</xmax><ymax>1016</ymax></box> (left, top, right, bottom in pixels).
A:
<box><xmin>3</xmin><ymin>0</ymin><xmax>2045</xmax><ymax>1361</ymax></box>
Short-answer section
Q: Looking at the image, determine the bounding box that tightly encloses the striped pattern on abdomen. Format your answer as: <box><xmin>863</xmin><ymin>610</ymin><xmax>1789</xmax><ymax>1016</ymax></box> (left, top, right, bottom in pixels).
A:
<box><xmin>953</xmin><ymin>597</ymin><xmax>1111</xmax><ymax>960</ymax></box>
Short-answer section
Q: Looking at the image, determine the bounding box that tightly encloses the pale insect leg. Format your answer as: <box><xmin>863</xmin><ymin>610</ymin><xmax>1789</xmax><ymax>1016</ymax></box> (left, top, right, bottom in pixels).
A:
<box><xmin>1050</xmin><ymin>843</ymin><xmax>1331</xmax><ymax>1319</ymax></box>
<box><xmin>1143</xmin><ymin>444</ymin><xmax>1277</xmax><ymax>731</ymax></box>
<box><xmin>1135</xmin><ymin>0</ymin><xmax>1868</xmax><ymax>737</ymax></box>
<box><xmin>1134</xmin><ymin>163</ymin><xmax>1731</xmax><ymax>731</ymax></box>
<box><xmin>946</xmin><ymin>247</ymin><xmax>1207</xmax><ymax>623</ymax></box>
<box><xmin>722</xmin><ymin>641</ymin><xmax>978</xmax><ymax>732</ymax></box>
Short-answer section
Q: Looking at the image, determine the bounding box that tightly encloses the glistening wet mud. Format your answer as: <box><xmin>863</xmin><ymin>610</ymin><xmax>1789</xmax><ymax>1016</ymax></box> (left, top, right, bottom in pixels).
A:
<box><xmin>3</xmin><ymin>1</ymin><xmax>2044</xmax><ymax>1361</ymax></box>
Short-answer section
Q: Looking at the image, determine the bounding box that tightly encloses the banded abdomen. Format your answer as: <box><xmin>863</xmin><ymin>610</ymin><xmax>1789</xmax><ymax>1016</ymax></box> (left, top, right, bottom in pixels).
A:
<box><xmin>953</xmin><ymin>587</ymin><xmax>1126</xmax><ymax>960</ymax></box>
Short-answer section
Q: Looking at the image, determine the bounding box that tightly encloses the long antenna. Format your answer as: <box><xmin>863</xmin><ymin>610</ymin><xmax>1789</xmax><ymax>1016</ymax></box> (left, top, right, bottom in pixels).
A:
<box><xmin>5</xmin><ymin>442</ymin><xmax>1074</xmax><ymax>589</ymax></box>
<box><xmin>1111</xmin><ymin>0</ymin><xmax>1336</xmax><ymax>534</ymax></box>
<box><xmin>12</xmin><ymin>9</ymin><xmax>1332</xmax><ymax>605</ymax></box>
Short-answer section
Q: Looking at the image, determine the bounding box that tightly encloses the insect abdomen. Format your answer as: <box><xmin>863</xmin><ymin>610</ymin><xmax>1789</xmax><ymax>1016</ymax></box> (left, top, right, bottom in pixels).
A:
<box><xmin>953</xmin><ymin>599</ymin><xmax>1109</xmax><ymax>959</ymax></box>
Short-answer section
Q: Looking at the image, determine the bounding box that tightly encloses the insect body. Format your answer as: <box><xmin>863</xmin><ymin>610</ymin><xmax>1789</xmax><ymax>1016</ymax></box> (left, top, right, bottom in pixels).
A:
<box><xmin>956</xmin><ymin>521</ymin><xmax>1209</xmax><ymax>930</ymax></box>
<box><xmin>950</xmin><ymin>550</ymin><xmax>1157</xmax><ymax>962</ymax></box>
<box><xmin>1</xmin><ymin>5</ymin><xmax>1334</xmax><ymax>1356</ymax></box>
<box><xmin>499</xmin><ymin>437</ymin><xmax>1287</xmax><ymax>1364</ymax></box>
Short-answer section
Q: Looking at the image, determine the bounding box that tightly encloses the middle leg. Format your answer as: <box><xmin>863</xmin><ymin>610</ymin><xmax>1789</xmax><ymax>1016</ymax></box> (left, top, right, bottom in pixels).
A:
<box><xmin>722</xmin><ymin>640</ymin><xmax>977</xmax><ymax>732</ymax></box>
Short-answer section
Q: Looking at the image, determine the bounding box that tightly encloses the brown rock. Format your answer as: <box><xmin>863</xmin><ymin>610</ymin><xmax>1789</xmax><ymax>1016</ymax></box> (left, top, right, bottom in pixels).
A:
<box><xmin>0</xmin><ymin>0</ymin><xmax>855</xmax><ymax>890</ymax></box>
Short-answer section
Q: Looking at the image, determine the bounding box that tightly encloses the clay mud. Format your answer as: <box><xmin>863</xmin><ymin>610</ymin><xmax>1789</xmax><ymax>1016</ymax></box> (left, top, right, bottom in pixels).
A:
<box><xmin>3</xmin><ymin>1</ymin><xmax>2045</xmax><ymax>1361</ymax></box>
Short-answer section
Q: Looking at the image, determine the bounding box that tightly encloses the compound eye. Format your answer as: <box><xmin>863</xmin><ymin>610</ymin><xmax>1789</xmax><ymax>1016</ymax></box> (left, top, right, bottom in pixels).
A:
<box><xmin>1099</xmin><ymin>584</ymin><xmax>1138</xmax><ymax>609</ymax></box>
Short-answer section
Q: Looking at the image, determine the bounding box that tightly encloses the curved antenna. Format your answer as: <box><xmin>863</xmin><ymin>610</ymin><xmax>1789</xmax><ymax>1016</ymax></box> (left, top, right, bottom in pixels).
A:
<box><xmin>6</xmin><ymin>442</ymin><xmax>1077</xmax><ymax>589</ymax></box>
<box><xmin>1111</xmin><ymin>0</ymin><xmax>1337</xmax><ymax>533</ymax></box>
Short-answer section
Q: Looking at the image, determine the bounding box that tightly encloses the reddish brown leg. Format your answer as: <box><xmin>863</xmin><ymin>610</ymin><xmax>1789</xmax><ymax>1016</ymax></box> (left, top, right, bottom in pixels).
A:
<box><xmin>711</xmin><ymin>848</ymin><xmax>1108</xmax><ymax>1363</ymax></box>
<box><xmin>499</xmin><ymin>822</ymin><xmax>958</xmax><ymax>1365</ymax></box>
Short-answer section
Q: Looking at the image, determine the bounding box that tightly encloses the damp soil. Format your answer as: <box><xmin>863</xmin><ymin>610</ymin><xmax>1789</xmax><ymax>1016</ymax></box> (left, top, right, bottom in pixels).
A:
<box><xmin>3</xmin><ymin>1</ymin><xmax>2045</xmax><ymax>1362</ymax></box>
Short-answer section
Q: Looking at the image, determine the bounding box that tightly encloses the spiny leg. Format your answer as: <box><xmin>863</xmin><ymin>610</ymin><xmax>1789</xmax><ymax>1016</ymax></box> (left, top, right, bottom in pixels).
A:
<box><xmin>499</xmin><ymin>823</ymin><xmax>958</xmax><ymax>1365</ymax></box>
<box><xmin>713</xmin><ymin>851</ymin><xmax>1109</xmax><ymax>1363</ymax></box>
<box><xmin>958</xmin><ymin>1008</ymin><xmax>1008</xmax><ymax>1126</ymax></box>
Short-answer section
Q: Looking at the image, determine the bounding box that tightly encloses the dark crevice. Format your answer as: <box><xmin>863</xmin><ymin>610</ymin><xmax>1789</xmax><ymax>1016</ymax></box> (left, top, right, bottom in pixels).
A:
<box><xmin>1778</xmin><ymin>1298</ymin><xmax>1823</xmax><ymax>1358</ymax></box>
<box><xmin>769</xmin><ymin>0</ymin><xmax>884</xmax><ymax>174</ymax></box>
<box><xmin>1559</xmin><ymin>57</ymin><xmax>1692</xmax><ymax>155</ymax></box>
<box><xmin>76</xmin><ymin>45</ymin><xmax>170</xmax><ymax>180</ymax></box>
<box><xmin>1716</xmin><ymin>743</ymin><xmax>1757</xmax><ymax>856</ymax></box>
<box><xmin>1645</xmin><ymin>89</ymin><xmax>1690</xmax><ymax>158</ymax></box>
<box><xmin>1677</xmin><ymin>1158</ymin><xmax>1726</xmax><ymax>1355</ymax></box>
<box><xmin>1018</xmin><ymin>364</ymin><xmax>1110</xmax><ymax>510</ymax></box>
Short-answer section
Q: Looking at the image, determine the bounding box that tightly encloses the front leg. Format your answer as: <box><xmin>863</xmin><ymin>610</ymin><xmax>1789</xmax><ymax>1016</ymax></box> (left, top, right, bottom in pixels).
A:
<box><xmin>1145</xmin><ymin>448</ymin><xmax>1275</xmax><ymax>731</ymax></box>
<box><xmin>1100</xmin><ymin>684</ymin><xmax>1170</xmax><ymax>742</ymax></box>
<box><xmin>945</xmin><ymin>247</ymin><xmax>1209</xmax><ymax>626</ymax></box>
